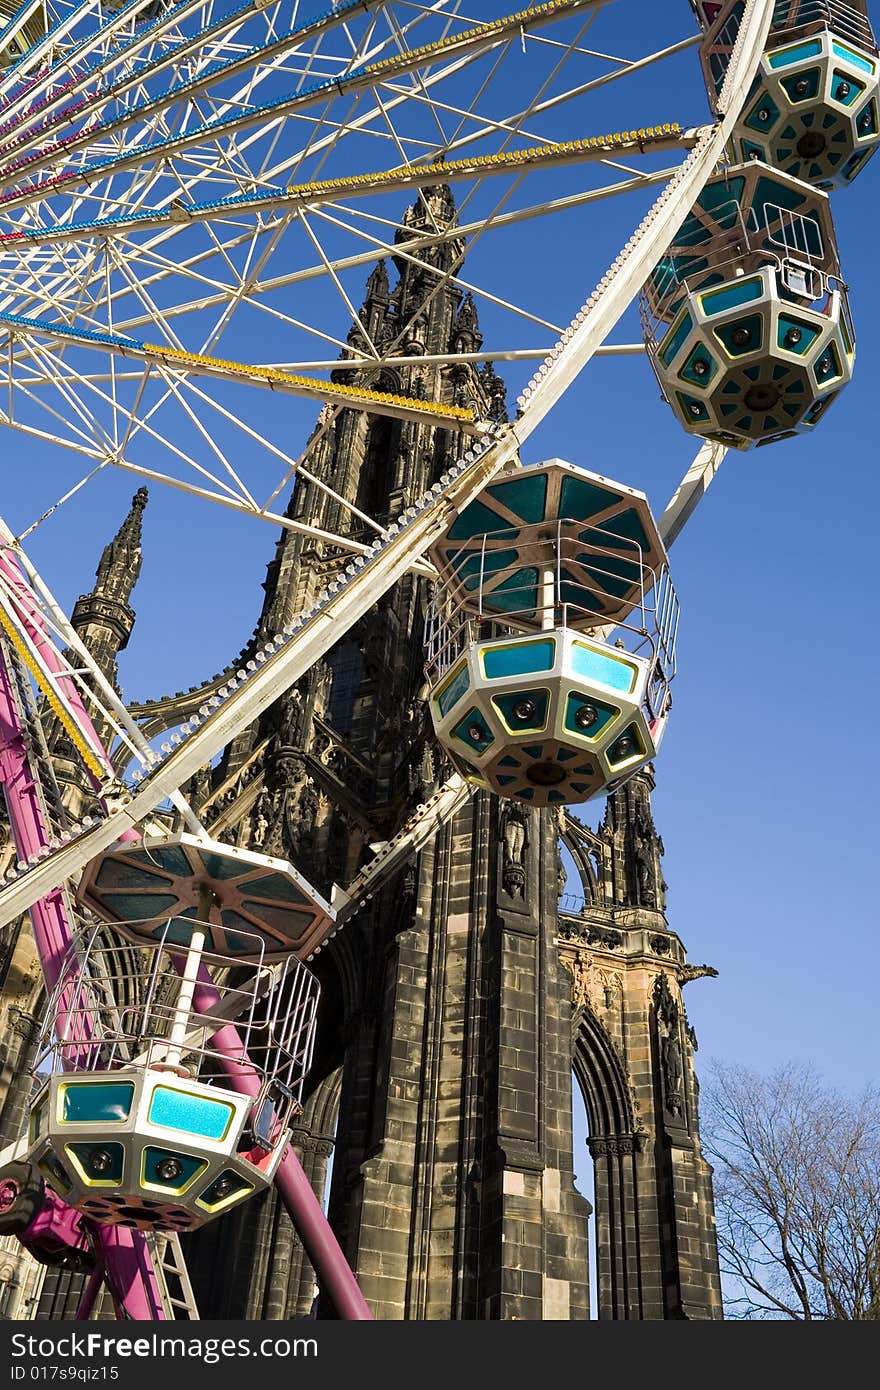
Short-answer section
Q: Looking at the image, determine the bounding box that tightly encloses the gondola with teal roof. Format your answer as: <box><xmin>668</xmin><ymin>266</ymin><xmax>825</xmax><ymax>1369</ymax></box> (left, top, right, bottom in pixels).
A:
<box><xmin>641</xmin><ymin>158</ymin><xmax>855</xmax><ymax>447</ymax></box>
<box><xmin>22</xmin><ymin>834</ymin><xmax>329</xmax><ymax>1233</ymax></box>
<box><xmin>698</xmin><ymin>0</ymin><xmax>879</xmax><ymax>188</ymax></box>
<box><xmin>424</xmin><ymin>460</ymin><xmax>679</xmax><ymax>808</ymax></box>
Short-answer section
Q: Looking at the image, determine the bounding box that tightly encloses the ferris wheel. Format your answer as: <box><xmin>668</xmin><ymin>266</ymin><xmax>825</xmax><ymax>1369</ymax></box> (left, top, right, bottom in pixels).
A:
<box><xmin>0</xmin><ymin>0</ymin><xmax>874</xmax><ymax>1321</ymax></box>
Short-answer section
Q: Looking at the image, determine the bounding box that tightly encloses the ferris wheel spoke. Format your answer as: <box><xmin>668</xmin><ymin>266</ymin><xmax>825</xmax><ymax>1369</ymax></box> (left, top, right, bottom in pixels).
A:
<box><xmin>0</xmin><ymin>0</ymin><xmax>776</xmax><ymax>936</ymax></box>
<box><xmin>2</xmin><ymin>132</ymin><xmax>691</xmax><ymax>345</ymax></box>
<box><xmin>0</xmin><ymin>0</ymin><xmax>380</xmax><ymax>117</ymax></box>
<box><xmin>658</xmin><ymin>439</ymin><xmax>728</xmax><ymax>548</ymax></box>
<box><xmin>0</xmin><ymin>118</ymin><xmax>694</xmax><ymax>461</ymax></box>
<box><xmin>0</xmin><ymin>307</ymin><xmax>483</xmax><ymax>434</ymax></box>
<box><xmin>0</xmin><ymin>0</ymin><xmax>604</xmax><ymax>194</ymax></box>
<box><xmin>0</xmin><ymin>124</ymin><xmax>688</xmax><ymax>254</ymax></box>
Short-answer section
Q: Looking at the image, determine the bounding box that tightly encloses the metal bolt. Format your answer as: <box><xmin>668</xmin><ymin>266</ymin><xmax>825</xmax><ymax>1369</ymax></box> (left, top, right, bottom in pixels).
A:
<box><xmin>614</xmin><ymin>737</ymin><xmax>634</xmax><ymax>758</ymax></box>
<box><xmin>212</xmin><ymin>1177</ymin><xmax>234</xmax><ymax>1199</ymax></box>
<box><xmin>731</xmin><ymin>326</ymin><xmax>751</xmax><ymax>346</ymax></box>
<box><xmin>692</xmin><ymin>358</ymin><xmax>710</xmax><ymax>377</ymax></box>
<box><xmin>838</xmin><ymin>81</ymin><xmax>851</xmax><ymax>99</ymax></box>
<box><xmin>90</xmin><ymin>1149</ymin><xmax>114</xmax><ymax>1176</ymax></box>
<box><xmin>513</xmin><ymin>700</ymin><xmax>536</xmax><ymax>721</ymax></box>
<box><xmin>817</xmin><ymin>356</ymin><xmax>832</xmax><ymax>374</ymax></box>
<box><xmin>688</xmin><ymin>403</ymin><xmax>703</xmax><ymax>418</ymax></box>
<box><xmin>758</xmin><ymin>108</ymin><xmax>771</xmax><ymax>122</ymax></box>
<box><xmin>467</xmin><ymin>723</ymin><xmax>486</xmax><ymax>743</ymax></box>
<box><xmin>784</xmin><ymin>326</ymin><xmax>803</xmax><ymax>346</ymax></box>
<box><xmin>794</xmin><ymin>79</ymin><xmax>809</xmax><ymax>96</ymax></box>
<box><xmin>156</xmin><ymin>1157</ymin><xmax>183</xmax><ymax>1182</ymax></box>
<box><xmin>575</xmin><ymin>704</ymin><xmax>599</xmax><ymax>730</ymax></box>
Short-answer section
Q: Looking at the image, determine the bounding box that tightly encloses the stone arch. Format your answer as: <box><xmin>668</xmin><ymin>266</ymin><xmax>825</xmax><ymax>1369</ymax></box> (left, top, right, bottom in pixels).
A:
<box><xmin>298</xmin><ymin>1064</ymin><xmax>342</xmax><ymax>1144</ymax></box>
<box><xmin>572</xmin><ymin>1006</ymin><xmax>637</xmax><ymax>1140</ymax></box>
<box><xmin>287</xmin><ymin>1066</ymin><xmax>343</xmax><ymax>1316</ymax></box>
<box><xmin>572</xmin><ymin>1006</ymin><xmax>647</xmax><ymax>1319</ymax></box>
<box><xmin>561</xmin><ymin>815</ymin><xmax>606</xmax><ymax>907</ymax></box>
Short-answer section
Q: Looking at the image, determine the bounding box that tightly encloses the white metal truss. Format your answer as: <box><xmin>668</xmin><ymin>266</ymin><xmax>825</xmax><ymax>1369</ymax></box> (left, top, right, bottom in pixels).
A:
<box><xmin>0</xmin><ymin>0</ymin><xmax>774</xmax><ymax>930</ymax></box>
<box><xmin>0</xmin><ymin>0</ymin><xmax>713</xmax><ymax>556</ymax></box>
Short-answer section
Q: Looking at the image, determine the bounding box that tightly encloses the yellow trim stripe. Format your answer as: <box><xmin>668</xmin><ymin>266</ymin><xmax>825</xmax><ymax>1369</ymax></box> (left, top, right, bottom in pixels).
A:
<box><xmin>287</xmin><ymin>126</ymin><xmax>685</xmax><ymax>197</ymax></box>
<box><xmin>141</xmin><ymin>344</ymin><xmax>477</xmax><ymax>424</ymax></box>
<box><xmin>0</xmin><ymin>597</ymin><xmax>106</xmax><ymax>780</ymax></box>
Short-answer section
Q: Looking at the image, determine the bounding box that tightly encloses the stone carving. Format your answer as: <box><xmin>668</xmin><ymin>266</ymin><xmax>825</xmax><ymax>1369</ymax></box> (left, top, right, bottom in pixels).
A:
<box><xmin>556</xmin><ymin>836</ymin><xmax>567</xmax><ymax>900</ymax></box>
<box><xmin>588</xmin><ymin>1134</ymin><xmax>643</xmax><ymax>1158</ymax></box>
<box><xmin>251</xmin><ymin>808</ymin><xmax>269</xmax><ymax>848</ymax></box>
<box><xmin>661</xmin><ymin>1029</ymin><xmax>684</xmax><ymax>1118</ymax></box>
<box><xmin>633</xmin><ymin>823</ymin><xmax>657</xmax><ymax>907</ymax></box>
<box><xmin>561</xmin><ymin>959</ymin><xmax>621</xmax><ymax>1014</ymax></box>
<box><xmin>279</xmin><ymin>687</ymin><xmax>304</xmax><ymax>748</ymax></box>
<box><xmin>500</xmin><ymin>805</ymin><xmax>528</xmax><ymax>899</ymax></box>
<box><xmin>589</xmin><ymin>926</ymin><xmax>622</xmax><ymax>950</ymax></box>
<box><xmin>678</xmin><ymin>964</ymin><xmax>719</xmax><ymax>984</ymax></box>
<box><xmin>557</xmin><ymin>922</ymin><xmax>622</xmax><ymax>950</ymax></box>
<box><xmin>258</xmin><ymin>753</ymin><xmax>321</xmax><ymax>865</ymax></box>
<box><xmin>599</xmin><ymin>970</ymin><xmax>623</xmax><ymax>1009</ymax></box>
<box><xmin>654</xmin><ymin>973</ymin><xmax>686</xmax><ymax>1122</ymax></box>
<box><xmin>563</xmin><ymin>957</ymin><xmax>594</xmax><ymax>1010</ymax></box>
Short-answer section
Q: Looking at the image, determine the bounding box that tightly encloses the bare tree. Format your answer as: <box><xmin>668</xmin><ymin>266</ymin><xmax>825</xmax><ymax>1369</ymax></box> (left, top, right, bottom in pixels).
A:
<box><xmin>701</xmin><ymin>1061</ymin><xmax>880</xmax><ymax>1320</ymax></box>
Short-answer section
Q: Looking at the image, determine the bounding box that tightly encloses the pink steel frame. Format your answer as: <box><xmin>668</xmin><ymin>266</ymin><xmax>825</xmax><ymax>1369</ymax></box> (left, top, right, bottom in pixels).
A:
<box><xmin>0</xmin><ymin>545</ymin><xmax>371</xmax><ymax>1320</ymax></box>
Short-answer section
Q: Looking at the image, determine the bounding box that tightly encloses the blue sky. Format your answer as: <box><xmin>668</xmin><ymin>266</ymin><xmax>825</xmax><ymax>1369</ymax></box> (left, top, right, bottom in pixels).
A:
<box><xmin>3</xmin><ymin>0</ymin><xmax>876</xmax><ymax>1109</ymax></box>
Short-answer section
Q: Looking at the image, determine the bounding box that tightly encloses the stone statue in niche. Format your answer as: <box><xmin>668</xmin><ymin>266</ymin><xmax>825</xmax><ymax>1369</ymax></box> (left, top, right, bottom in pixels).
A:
<box><xmin>556</xmin><ymin>840</ymin><xmax>567</xmax><ymax>900</ymax></box>
<box><xmin>654</xmin><ymin>972</ymin><xmax>686</xmax><ymax>1121</ymax></box>
<box><xmin>654</xmin><ymin>971</ymin><xmax>676</xmax><ymax>1024</ymax></box>
<box><xmin>251</xmin><ymin>794</ymin><xmax>270</xmax><ymax>848</ymax></box>
<box><xmin>633</xmin><ymin>825</ymin><xmax>656</xmax><ymax>906</ymax></box>
<box><xmin>500</xmin><ymin>805</ymin><xmax>528</xmax><ymax>899</ymax></box>
<box><xmin>278</xmin><ymin>687</ymin><xmax>304</xmax><ymax>749</ymax></box>
<box><xmin>661</xmin><ymin>1029</ymin><xmax>684</xmax><ymax>1117</ymax></box>
<box><xmin>564</xmin><ymin>958</ymin><xmax>593</xmax><ymax>1010</ymax></box>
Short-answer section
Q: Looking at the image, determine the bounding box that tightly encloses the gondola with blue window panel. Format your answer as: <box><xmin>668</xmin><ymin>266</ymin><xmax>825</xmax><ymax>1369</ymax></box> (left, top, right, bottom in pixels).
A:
<box><xmin>24</xmin><ymin>919</ymin><xmax>319</xmax><ymax>1233</ymax></box>
<box><xmin>699</xmin><ymin>0</ymin><xmax>879</xmax><ymax>188</ymax></box>
<box><xmin>424</xmin><ymin>461</ymin><xmax>678</xmax><ymax>808</ymax></box>
<box><xmin>641</xmin><ymin>159</ymin><xmax>854</xmax><ymax>447</ymax></box>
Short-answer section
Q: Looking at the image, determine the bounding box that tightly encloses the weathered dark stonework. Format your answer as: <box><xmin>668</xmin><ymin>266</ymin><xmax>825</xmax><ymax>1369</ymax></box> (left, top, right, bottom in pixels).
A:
<box><xmin>4</xmin><ymin>189</ymin><xmax>722</xmax><ymax>1320</ymax></box>
<box><xmin>559</xmin><ymin>769</ymin><xmax>722</xmax><ymax>1318</ymax></box>
<box><xmin>180</xmin><ymin>190</ymin><xmax>721</xmax><ymax>1320</ymax></box>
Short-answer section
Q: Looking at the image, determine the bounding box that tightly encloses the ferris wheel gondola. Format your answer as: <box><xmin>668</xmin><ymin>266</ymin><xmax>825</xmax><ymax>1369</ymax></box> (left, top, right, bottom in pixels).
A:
<box><xmin>0</xmin><ymin>0</ymin><xmax>872</xmax><ymax>1322</ymax></box>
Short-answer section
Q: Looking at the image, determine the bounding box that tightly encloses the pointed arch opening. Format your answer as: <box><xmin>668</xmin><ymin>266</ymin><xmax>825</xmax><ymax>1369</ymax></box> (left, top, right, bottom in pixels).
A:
<box><xmin>571</xmin><ymin>1007</ymin><xmax>644</xmax><ymax>1320</ymax></box>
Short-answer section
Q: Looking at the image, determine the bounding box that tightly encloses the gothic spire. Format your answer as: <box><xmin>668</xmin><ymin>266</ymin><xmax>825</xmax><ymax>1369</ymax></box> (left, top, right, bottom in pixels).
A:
<box><xmin>393</xmin><ymin>182</ymin><xmax>463</xmax><ymax>283</ymax></box>
<box><xmin>93</xmin><ymin>487</ymin><xmax>148</xmax><ymax>606</ymax></box>
<box><xmin>71</xmin><ymin>488</ymin><xmax>148</xmax><ymax>680</ymax></box>
<box><xmin>452</xmin><ymin>291</ymin><xmax>482</xmax><ymax>351</ymax></box>
<box><xmin>399</xmin><ymin>182</ymin><xmax>457</xmax><ymax>234</ymax></box>
<box><xmin>364</xmin><ymin>258</ymin><xmax>390</xmax><ymax>302</ymax></box>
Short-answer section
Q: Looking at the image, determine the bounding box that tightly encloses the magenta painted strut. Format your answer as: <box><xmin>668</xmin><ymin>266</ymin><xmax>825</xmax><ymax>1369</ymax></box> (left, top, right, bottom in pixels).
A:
<box><xmin>75</xmin><ymin>1264</ymin><xmax>106</xmax><ymax>1321</ymax></box>
<box><xmin>0</xmin><ymin>540</ymin><xmax>111</xmax><ymax>778</ymax></box>
<box><xmin>0</xmin><ymin>542</ymin><xmax>369</xmax><ymax>1319</ymax></box>
<box><xmin>0</xmin><ymin>563</ymin><xmax>166</xmax><ymax>1320</ymax></box>
<box><xmin>189</xmin><ymin>971</ymin><xmax>372</xmax><ymax>1320</ymax></box>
